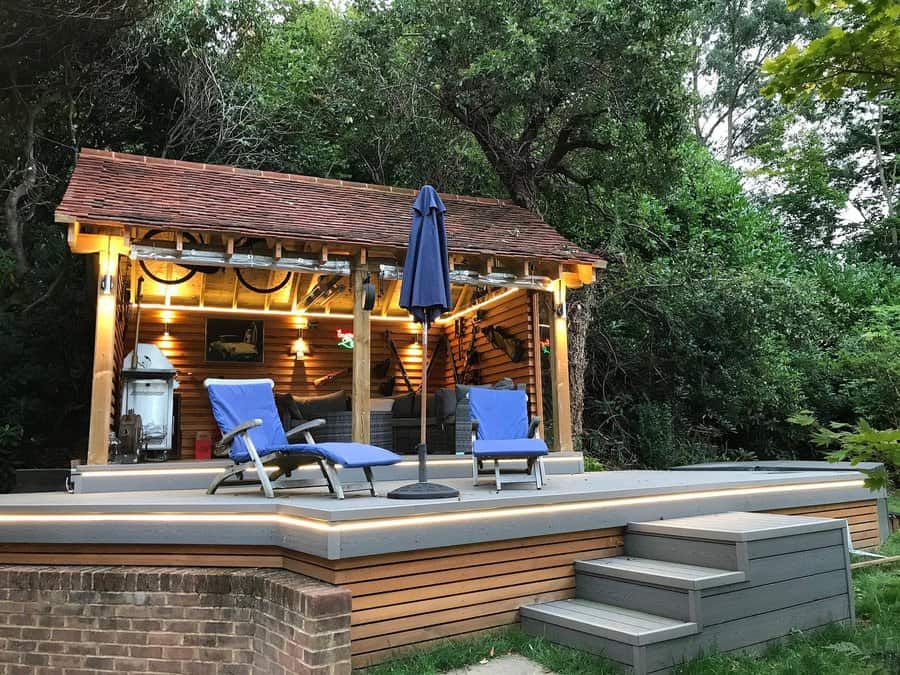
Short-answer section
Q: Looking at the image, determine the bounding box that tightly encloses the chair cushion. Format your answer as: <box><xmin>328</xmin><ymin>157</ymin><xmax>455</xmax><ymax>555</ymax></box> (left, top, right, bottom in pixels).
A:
<box><xmin>265</xmin><ymin>442</ymin><xmax>402</xmax><ymax>468</ymax></box>
<box><xmin>207</xmin><ymin>379</ymin><xmax>289</xmax><ymax>462</ymax></box>
<box><xmin>469</xmin><ymin>387</ymin><xmax>529</xmax><ymax>440</ymax></box>
<box><xmin>473</xmin><ymin>438</ymin><xmax>548</xmax><ymax>457</ymax></box>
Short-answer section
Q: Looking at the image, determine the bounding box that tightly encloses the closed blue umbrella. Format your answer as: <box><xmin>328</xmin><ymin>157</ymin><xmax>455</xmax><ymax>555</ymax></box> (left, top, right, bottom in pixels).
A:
<box><xmin>388</xmin><ymin>186</ymin><xmax>458</xmax><ymax>500</ymax></box>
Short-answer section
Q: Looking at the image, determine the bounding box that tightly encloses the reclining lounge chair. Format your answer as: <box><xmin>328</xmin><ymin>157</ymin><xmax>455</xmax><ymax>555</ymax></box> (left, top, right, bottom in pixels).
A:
<box><xmin>205</xmin><ymin>378</ymin><xmax>401</xmax><ymax>499</ymax></box>
<box><xmin>469</xmin><ymin>387</ymin><xmax>548</xmax><ymax>490</ymax></box>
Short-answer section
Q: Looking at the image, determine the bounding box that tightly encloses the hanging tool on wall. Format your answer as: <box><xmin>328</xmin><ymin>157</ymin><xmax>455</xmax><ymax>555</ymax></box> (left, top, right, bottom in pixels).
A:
<box><xmin>420</xmin><ymin>334</ymin><xmax>448</xmax><ymax>393</ymax></box>
<box><xmin>130</xmin><ymin>276</ymin><xmax>144</xmax><ymax>369</ymax></box>
<box><xmin>374</xmin><ymin>356</ymin><xmax>395</xmax><ymax>396</ymax></box>
<box><xmin>314</xmin><ymin>368</ymin><xmax>350</xmax><ymax>387</ymax></box>
<box><xmin>385</xmin><ymin>330</ymin><xmax>414</xmax><ymax>393</ymax></box>
<box><xmin>482</xmin><ymin>324</ymin><xmax>525</xmax><ymax>363</ymax></box>
<box><xmin>460</xmin><ymin>311</ymin><xmax>483</xmax><ymax>384</ymax></box>
<box><xmin>448</xmin><ymin>337</ymin><xmax>461</xmax><ymax>384</ymax></box>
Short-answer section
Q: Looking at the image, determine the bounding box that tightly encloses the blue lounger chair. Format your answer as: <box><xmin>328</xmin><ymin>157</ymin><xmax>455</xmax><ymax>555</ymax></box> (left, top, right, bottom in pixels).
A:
<box><xmin>205</xmin><ymin>378</ymin><xmax>401</xmax><ymax>499</ymax></box>
<box><xmin>469</xmin><ymin>387</ymin><xmax>548</xmax><ymax>490</ymax></box>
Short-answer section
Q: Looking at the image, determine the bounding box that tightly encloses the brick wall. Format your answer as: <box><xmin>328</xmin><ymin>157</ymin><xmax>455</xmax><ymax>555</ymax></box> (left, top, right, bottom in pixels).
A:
<box><xmin>0</xmin><ymin>566</ymin><xmax>351</xmax><ymax>675</ymax></box>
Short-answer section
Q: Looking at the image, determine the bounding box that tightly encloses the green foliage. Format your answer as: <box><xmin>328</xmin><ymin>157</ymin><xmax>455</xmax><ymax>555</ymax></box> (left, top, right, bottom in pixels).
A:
<box><xmin>789</xmin><ymin>410</ymin><xmax>899</xmax><ymax>490</ymax></box>
<box><xmin>762</xmin><ymin>0</ymin><xmax>900</xmax><ymax>102</ymax></box>
<box><xmin>582</xmin><ymin>456</ymin><xmax>605</xmax><ymax>472</ymax></box>
<box><xmin>363</xmin><ymin>627</ymin><xmax>616</xmax><ymax>675</ymax></box>
<box><xmin>749</xmin><ymin>125</ymin><xmax>852</xmax><ymax>248</ymax></box>
<box><xmin>0</xmin><ymin>425</ymin><xmax>21</xmax><ymax>451</ymax></box>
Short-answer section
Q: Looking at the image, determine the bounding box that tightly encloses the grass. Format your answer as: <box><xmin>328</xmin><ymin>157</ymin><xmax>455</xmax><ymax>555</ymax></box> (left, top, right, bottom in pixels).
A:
<box><xmin>362</xmin><ymin>627</ymin><xmax>619</xmax><ymax>675</ymax></box>
<box><xmin>364</xmin><ymin>530</ymin><xmax>900</xmax><ymax>675</ymax></box>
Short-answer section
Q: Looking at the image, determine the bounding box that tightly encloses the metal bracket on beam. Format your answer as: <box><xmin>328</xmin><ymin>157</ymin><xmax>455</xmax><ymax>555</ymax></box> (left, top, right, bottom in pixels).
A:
<box><xmin>130</xmin><ymin>242</ymin><xmax>552</xmax><ymax>290</ymax></box>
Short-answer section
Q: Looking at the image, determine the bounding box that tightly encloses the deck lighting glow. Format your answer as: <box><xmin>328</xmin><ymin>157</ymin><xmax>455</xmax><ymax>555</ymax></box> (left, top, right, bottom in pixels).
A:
<box><xmin>0</xmin><ymin>479</ymin><xmax>865</xmax><ymax>535</ymax></box>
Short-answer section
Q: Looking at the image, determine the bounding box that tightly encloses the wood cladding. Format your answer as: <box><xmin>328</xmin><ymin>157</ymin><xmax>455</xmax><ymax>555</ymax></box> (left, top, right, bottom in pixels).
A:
<box><xmin>343</xmin><ymin>528</ymin><xmax>623</xmax><ymax>667</ymax></box>
<box><xmin>122</xmin><ymin>290</ymin><xmax>537</xmax><ymax>458</ymax></box>
<box><xmin>772</xmin><ymin>500</ymin><xmax>882</xmax><ymax>550</ymax></box>
<box><xmin>440</xmin><ymin>290</ymin><xmax>539</xmax><ymax>419</ymax></box>
<box><xmin>0</xmin><ymin>498</ymin><xmax>880</xmax><ymax>667</ymax></box>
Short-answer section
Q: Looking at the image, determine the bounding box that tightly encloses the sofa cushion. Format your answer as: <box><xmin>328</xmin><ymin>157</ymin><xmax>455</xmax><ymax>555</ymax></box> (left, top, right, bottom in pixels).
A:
<box><xmin>292</xmin><ymin>390</ymin><xmax>348</xmax><ymax>419</ymax></box>
<box><xmin>456</xmin><ymin>379</ymin><xmax>519</xmax><ymax>403</ymax></box>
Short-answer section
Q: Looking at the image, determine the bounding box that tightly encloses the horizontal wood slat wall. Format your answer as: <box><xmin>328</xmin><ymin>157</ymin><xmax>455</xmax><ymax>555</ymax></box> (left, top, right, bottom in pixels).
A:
<box><xmin>122</xmin><ymin>291</ymin><xmax>535</xmax><ymax>458</ymax></box>
<box><xmin>772</xmin><ymin>500</ymin><xmax>882</xmax><ymax>550</ymax></box>
<box><xmin>0</xmin><ymin>498</ymin><xmax>880</xmax><ymax>667</ymax></box>
<box><xmin>125</xmin><ymin>312</ymin><xmax>440</xmax><ymax>458</ymax></box>
<box><xmin>344</xmin><ymin>528</ymin><xmax>623</xmax><ymax>667</ymax></box>
<box><xmin>441</xmin><ymin>290</ymin><xmax>538</xmax><ymax>418</ymax></box>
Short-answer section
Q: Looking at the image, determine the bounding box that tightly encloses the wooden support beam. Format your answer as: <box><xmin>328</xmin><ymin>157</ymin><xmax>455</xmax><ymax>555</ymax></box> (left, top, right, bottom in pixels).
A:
<box><xmin>452</xmin><ymin>285</ymin><xmax>473</xmax><ymax>314</ymax></box>
<box><xmin>67</xmin><ymin>222</ymin><xmax>80</xmax><ymax>248</ymax></box>
<box><xmin>548</xmin><ymin>278</ymin><xmax>573</xmax><ymax>452</ymax></box>
<box><xmin>198</xmin><ymin>269</ymin><xmax>207</xmax><ymax>308</ymax></box>
<box><xmin>380</xmin><ymin>279</ymin><xmax>399</xmax><ymax>317</ymax></box>
<box><xmin>530</xmin><ymin>291</ymin><xmax>545</xmax><ymax>439</ymax></box>
<box><xmin>225</xmin><ymin>237</ymin><xmax>234</xmax><ymax>258</ymax></box>
<box><xmin>274</xmin><ymin>241</ymin><xmax>283</xmax><ymax>260</ymax></box>
<box><xmin>320</xmin><ymin>246</ymin><xmax>329</xmax><ymax>263</ymax></box>
<box><xmin>288</xmin><ymin>272</ymin><xmax>300</xmax><ymax>313</ymax></box>
<box><xmin>264</xmin><ymin>270</ymin><xmax>275</xmax><ymax>311</ymax></box>
<box><xmin>87</xmin><ymin>238</ymin><xmax>119</xmax><ymax>465</ymax></box>
<box><xmin>231</xmin><ymin>270</ymin><xmax>240</xmax><ymax>309</ymax></box>
<box><xmin>352</xmin><ymin>253</ymin><xmax>371</xmax><ymax>443</ymax></box>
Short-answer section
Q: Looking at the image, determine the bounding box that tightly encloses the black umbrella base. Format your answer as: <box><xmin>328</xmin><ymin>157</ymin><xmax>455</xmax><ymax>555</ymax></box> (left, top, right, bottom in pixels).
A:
<box><xmin>386</xmin><ymin>481</ymin><xmax>460</xmax><ymax>500</ymax></box>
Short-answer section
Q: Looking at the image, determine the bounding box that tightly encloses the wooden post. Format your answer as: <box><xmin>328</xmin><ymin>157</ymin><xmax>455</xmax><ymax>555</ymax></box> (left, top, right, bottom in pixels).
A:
<box><xmin>87</xmin><ymin>238</ymin><xmax>118</xmax><ymax>465</ymax></box>
<box><xmin>351</xmin><ymin>253</ymin><xmax>371</xmax><ymax>443</ymax></box>
<box><xmin>530</xmin><ymin>291</ymin><xmax>545</xmax><ymax>438</ymax></box>
<box><xmin>548</xmin><ymin>278</ymin><xmax>573</xmax><ymax>452</ymax></box>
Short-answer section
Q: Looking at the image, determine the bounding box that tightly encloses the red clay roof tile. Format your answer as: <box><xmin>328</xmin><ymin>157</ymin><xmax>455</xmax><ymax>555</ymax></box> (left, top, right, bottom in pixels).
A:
<box><xmin>56</xmin><ymin>149</ymin><xmax>602</xmax><ymax>265</ymax></box>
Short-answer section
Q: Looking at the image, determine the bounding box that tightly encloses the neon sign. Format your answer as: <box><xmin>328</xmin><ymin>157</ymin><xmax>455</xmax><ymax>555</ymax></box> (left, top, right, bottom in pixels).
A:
<box><xmin>337</xmin><ymin>329</ymin><xmax>354</xmax><ymax>350</ymax></box>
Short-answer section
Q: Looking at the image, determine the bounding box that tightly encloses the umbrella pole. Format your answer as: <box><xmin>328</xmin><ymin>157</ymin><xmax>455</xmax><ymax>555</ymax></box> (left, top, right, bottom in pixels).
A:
<box><xmin>419</xmin><ymin>320</ymin><xmax>428</xmax><ymax>483</ymax></box>
<box><xmin>386</xmin><ymin>316</ymin><xmax>458</xmax><ymax>500</ymax></box>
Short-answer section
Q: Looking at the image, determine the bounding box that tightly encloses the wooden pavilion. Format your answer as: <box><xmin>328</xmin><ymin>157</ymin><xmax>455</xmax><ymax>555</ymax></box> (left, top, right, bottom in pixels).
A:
<box><xmin>56</xmin><ymin>149</ymin><xmax>605</xmax><ymax>464</ymax></box>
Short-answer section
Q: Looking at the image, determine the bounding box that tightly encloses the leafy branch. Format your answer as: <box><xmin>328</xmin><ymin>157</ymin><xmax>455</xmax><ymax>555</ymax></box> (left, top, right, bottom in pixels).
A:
<box><xmin>788</xmin><ymin>411</ymin><xmax>899</xmax><ymax>491</ymax></box>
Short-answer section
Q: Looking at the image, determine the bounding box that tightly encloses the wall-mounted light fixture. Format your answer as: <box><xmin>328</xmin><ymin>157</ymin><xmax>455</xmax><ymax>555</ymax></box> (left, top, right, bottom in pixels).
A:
<box><xmin>553</xmin><ymin>280</ymin><xmax>567</xmax><ymax>318</ymax></box>
<box><xmin>161</xmin><ymin>310</ymin><xmax>175</xmax><ymax>337</ymax></box>
<box><xmin>292</xmin><ymin>332</ymin><xmax>309</xmax><ymax>360</ymax></box>
<box><xmin>292</xmin><ymin>317</ymin><xmax>309</xmax><ymax>360</ymax></box>
<box><xmin>100</xmin><ymin>237</ymin><xmax>116</xmax><ymax>295</ymax></box>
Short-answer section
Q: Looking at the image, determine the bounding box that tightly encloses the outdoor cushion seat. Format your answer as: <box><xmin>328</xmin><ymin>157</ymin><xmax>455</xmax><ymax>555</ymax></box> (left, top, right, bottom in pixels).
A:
<box><xmin>205</xmin><ymin>378</ymin><xmax>401</xmax><ymax>499</ymax></box>
<box><xmin>468</xmin><ymin>387</ymin><xmax>547</xmax><ymax>491</ymax></box>
<box><xmin>473</xmin><ymin>438</ymin><xmax>548</xmax><ymax>458</ymax></box>
<box><xmin>264</xmin><ymin>442</ymin><xmax>401</xmax><ymax>468</ymax></box>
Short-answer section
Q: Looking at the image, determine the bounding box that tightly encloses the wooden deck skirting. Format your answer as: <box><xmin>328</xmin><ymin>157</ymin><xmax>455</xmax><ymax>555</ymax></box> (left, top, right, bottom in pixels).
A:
<box><xmin>0</xmin><ymin>498</ymin><xmax>881</xmax><ymax>667</ymax></box>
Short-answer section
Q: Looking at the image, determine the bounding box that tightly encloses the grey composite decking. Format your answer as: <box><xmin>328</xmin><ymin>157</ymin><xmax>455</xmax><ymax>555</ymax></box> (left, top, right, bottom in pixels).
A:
<box><xmin>0</xmin><ymin>470</ymin><xmax>874</xmax><ymax>560</ymax></box>
<box><xmin>576</xmin><ymin>557</ymin><xmax>745</xmax><ymax>590</ymax></box>
<box><xmin>521</xmin><ymin>511</ymin><xmax>854</xmax><ymax>675</ymax></box>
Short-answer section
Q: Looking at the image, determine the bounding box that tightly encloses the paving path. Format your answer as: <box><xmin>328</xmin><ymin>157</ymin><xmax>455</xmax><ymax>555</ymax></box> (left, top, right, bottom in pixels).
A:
<box><xmin>442</xmin><ymin>654</ymin><xmax>556</xmax><ymax>674</ymax></box>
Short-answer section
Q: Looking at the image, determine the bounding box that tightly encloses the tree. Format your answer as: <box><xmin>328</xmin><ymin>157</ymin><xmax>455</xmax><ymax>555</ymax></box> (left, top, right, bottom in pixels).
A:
<box><xmin>0</xmin><ymin>0</ymin><xmax>160</xmax><ymax>282</ymax></box>
<box><xmin>345</xmin><ymin>0</ymin><xmax>694</xmax><ymax>440</ymax></box>
<box><xmin>748</xmin><ymin>122</ymin><xmax>851</xmax><ymax>248</ymax></box>
<box><xmin>691</xmin><ymin>0</ymin><xmax>821</xmax><ymax>162</ymax></box>
<box><xmin>762</xmin><ymin>0</ymin><xmax>900</xmax><ymax>103</ymax></box>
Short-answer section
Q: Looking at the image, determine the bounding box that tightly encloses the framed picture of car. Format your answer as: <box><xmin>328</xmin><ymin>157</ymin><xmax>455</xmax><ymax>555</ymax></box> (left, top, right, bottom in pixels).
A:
<box><xmin>205</xmin><ymin>318</ymin><xmax>264</xmax><ymax>363</ymax></box>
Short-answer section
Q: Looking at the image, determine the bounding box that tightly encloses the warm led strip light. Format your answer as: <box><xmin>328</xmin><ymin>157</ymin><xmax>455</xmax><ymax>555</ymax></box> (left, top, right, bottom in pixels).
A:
<box><xmin>437</xmin><ymin>287</ymin><xmax>521</xmax><ymax>324</ymax></box>
<box><xmin>0</xmin><ymin>479</ymin><xmax>864</xmax><ymax>533</ymax></box>
<box><xmin>134</xmin><ymin>303</ymin><xmax>411</xmax><ymax>323</ymax></box>
<box><xmin>76</xmin><ymin>456</ymin><xmax>575</xmax><ymax>478</ymax></box>
<box><xmin>134</xmin><ymin>288</ymin><xmax>522</xmax><ymax>326</ymax></box>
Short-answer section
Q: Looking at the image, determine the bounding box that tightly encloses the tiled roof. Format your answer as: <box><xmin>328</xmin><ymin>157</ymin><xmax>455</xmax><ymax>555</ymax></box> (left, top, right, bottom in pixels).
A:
<box><xmin>56</xmin><ymin>149</ymin><xmax>602</xmax><ymax>265</ymax></box>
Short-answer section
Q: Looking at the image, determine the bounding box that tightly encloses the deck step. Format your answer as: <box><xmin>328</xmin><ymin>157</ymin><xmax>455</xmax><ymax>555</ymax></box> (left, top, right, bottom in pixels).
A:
<box><xmin>627</xmin><ymin>512</ymin><xmax>842</xmax><ymax>542</ymax></box>
<box><xmin>576</xmin><ymin>556</ymin><xmax>745</xmax><ymax>590</ymax></box>
<box><xmin>519</xmin><ymin>599</ymin><xmax>698</xmax><ymax>647</ymax></box>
